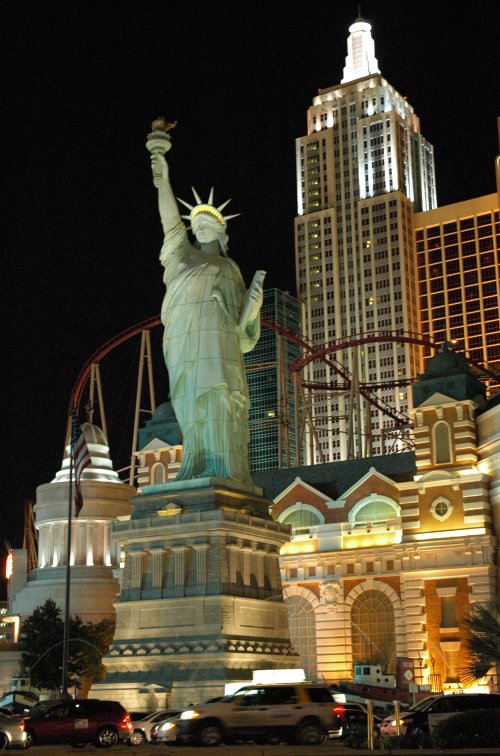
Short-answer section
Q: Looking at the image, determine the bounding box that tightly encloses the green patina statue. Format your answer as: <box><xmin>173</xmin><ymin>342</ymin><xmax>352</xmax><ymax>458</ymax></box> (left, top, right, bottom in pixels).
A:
<box><xmin>147</xmin><ymin>120</ymin><xmax>265</xmax><ymax>485</ymax></box>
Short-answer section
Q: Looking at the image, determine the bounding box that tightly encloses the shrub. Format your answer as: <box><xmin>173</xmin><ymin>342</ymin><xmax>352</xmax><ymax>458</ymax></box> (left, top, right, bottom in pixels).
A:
<box><xmin>432</xmin><ymin>708</ymin><xmax>500</xmax><ymax>749</ymax></box>
<box><xmin>379</xmin><ymin>734</ymin><xmax>406</xmax><ymax>750</ymax></box>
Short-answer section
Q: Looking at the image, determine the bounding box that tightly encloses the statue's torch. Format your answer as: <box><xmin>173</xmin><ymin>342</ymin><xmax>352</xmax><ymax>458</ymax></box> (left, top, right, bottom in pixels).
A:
<box><xmin>146</xmin><ymin>117</ymin><xmax>177</xmax><ymax>179</ymax></box>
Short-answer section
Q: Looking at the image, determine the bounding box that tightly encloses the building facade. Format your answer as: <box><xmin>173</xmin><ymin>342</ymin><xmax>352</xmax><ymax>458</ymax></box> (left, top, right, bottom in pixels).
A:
<box><xmin>255</xmin><ymin>348</ymin><xmax>499</xmax><ymax>692</ymax></box>
<box><xmin>295</xmin><ymin>18</ymin><xmax>436</xmax><ymax>463</ymax></box>
<box><xmin>414</xmin><ymin>188</ymin><xmax>500</xmax><ymax>392</ymax></box>
<box><xmin>8</xmin><ymin>423</ymin><xmax>135</xmax><ymax>625</ymax></box>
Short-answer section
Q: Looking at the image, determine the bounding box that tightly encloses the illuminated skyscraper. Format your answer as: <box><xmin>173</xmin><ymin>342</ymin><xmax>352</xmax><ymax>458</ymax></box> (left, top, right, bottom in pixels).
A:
<box><xmin>245</xmin><ymin>288</ymin><xmax>303</xmax><ymax>471</ymax></box>
<box><xmin>295</xmin><ymin>18</ymin><xmax>436</xmax><ymax>463</ymax></box>
<box><xmin>415</xmin><ymin>190</ymin><xmax>500</xmax><ymax>392</ymax></box>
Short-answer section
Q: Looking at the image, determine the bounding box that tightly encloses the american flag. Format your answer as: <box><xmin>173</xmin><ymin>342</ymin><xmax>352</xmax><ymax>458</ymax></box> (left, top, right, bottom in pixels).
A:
<box><xmin>71</xmin><ymin>407</ymin><xmax>91</xmax><ymax>518</ymax></box>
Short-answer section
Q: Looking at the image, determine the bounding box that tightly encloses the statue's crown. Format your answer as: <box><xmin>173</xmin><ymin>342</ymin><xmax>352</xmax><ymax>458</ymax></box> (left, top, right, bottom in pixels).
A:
<box><xmin>177</xmin><ymin>187</ymin><xmax>239</xmax><ymax>227</ymax></box>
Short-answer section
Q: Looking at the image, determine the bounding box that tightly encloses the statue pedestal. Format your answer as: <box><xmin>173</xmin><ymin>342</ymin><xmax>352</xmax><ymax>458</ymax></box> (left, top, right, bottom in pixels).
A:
<box><xmin>90</xmin><ymin>479</ymin><xmax>301</xmax><ymax>711</ymax></box>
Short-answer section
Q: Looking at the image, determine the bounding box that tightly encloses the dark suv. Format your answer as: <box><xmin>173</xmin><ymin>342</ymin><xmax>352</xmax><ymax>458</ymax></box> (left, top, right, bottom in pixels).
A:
<box><xmin>381</xmin><ymin>693</ymin><xmax>500</xmax><ymax>739</ymax></box>
<box><xmin>177</xmin><ymin>683</ymin><xmax>339</xmax><ymax>746</ymax></box>
<box><xmin>23</xmin><ymin>698</ymin><xmax>133</xmax><ymax>748</ymax></box>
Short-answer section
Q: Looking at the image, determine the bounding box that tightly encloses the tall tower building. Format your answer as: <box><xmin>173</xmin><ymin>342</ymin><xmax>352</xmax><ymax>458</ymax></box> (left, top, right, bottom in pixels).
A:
<box><xmin>245</xmin><ymin>288</ymin><xmax>304</xmax><ymax>471</ymax></box>
<box><xmin>295</xmin><ymin>18</ymin><xmax>436</xmax><ymax>463</ymax></box>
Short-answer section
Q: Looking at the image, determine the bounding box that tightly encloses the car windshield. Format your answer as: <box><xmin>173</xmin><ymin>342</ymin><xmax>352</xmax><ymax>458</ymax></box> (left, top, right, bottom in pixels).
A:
<box><xmin>407</xmin><ymin>695</ymin><xmax>440</xmax><ymax>713</ymax></box>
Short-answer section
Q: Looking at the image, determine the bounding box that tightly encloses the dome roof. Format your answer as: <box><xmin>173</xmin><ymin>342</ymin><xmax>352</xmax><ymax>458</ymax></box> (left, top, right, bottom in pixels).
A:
<box><xmin>52</xmin><ymin>421</ymin><xmax>122</xmax><ymax>484</ymax></box>
<box><xmin>150</xmin><ymin>402</ymin><xmax>177</xmax><ymax>424</ymax></box>
<box><xmin>422</xmin><ymin>342</ymin><xmax>473</xmax><ymax>378</ymax></box>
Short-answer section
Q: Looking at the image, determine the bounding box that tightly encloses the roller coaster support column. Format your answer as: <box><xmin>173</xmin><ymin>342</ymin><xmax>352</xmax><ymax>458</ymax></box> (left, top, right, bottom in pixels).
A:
<box><xmin>129</xmin><ymin>330</ymin><xmax>156</xmax><ymax>486</ymax></box>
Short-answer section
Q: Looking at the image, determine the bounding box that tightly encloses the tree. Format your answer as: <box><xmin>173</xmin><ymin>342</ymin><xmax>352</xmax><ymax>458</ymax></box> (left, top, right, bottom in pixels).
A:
<box><xmin>462</xmin><ymin>597</ymin><xmax>500</xmax><ymax>682</ymax></box>
<box><xmin>19</xmin><ymin>599</ymin><xmax>115</xmax><ymax>691</ymax></box>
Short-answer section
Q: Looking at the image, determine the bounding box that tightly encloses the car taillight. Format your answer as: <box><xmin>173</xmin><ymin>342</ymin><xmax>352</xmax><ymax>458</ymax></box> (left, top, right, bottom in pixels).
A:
<box><xmin>122</xmin><ymin>713</ymin><xmax>133</xmax><ymax>731</ymax></box>
<box><xmin>333</xmin><ymin>705</ymin><xmax>345</xmax><ymax>715</ymax></box>
<box><xmin>18</xmin><ymin>720</ymin><xmax>25</xmax><ymax>732</ymax></box>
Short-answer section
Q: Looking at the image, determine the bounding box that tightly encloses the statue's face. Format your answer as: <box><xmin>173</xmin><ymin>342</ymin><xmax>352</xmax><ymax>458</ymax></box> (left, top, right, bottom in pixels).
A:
<box><xmin>192</xmin><ymin>213</ymin><xmax>223</xmax><ymax>245</ymax></box>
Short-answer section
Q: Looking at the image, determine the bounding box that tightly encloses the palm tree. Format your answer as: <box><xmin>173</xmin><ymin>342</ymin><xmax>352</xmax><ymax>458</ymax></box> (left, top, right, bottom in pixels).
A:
<box><xmin>462</xmin><ymin>597</ymin><xmax>500</xmax><ymax>682</ymax></box>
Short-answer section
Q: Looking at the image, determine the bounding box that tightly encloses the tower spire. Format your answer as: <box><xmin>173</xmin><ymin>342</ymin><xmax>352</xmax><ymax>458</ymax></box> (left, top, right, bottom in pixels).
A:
<box><xmin>341</xmin><ymin>17</ymin><xmax>380</xmax><ymax>84</ymax></box>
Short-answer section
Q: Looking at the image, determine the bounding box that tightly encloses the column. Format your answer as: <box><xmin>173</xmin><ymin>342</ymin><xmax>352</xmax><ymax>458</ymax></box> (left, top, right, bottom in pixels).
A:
<box><xmin>149</xmin><ymin>548</ymin><xmax>165</xmax><ymax>590</ymax></box>
<box><xmin>192</xmin><ymin>544</ymin><xmax>209</xmax><ymax>591</ymax></box>
<box><xmin>131</xmin><ymin>551</ymin><xmax>146</xmax><ymax>592</ymax></box>
<box><xmin>171</xmin><ymin>547</ymin><xmax>186</xmax><ymax>595</ymax></box>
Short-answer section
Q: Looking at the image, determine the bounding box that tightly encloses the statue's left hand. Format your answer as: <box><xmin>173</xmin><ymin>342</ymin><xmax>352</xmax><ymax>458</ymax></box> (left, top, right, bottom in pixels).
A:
<box><xmin>245</xmin><ymin>284</ymin><xmax>263</xmax><ymax>320</ymax></box>
<box><xmin>151</xmin><ymin>153</ymin><xmax>169</xmax><ymax>187</ymax></box>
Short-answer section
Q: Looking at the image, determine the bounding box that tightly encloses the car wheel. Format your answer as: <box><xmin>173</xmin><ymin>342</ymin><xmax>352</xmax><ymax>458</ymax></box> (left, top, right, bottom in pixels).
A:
<box><xmin>129</xmin><ymin>729</ymin><xmax>146</xmax><ymax>746</ymax></box>
<box><xmin>24</xmin><ymin>729</ymin><xmax>35</xmax><ymax>749</ymax></box>
<box><xmin>296</xmin><ymin>719</ymin><xmax>325</xmax><ymax>745</ymax></box>
<box><xmin>94</xmin><ymin>726</ymin><xmax>118</xmax><ymax>748</ymax></box>
<box><xmin>197</xmin><ymin>722</ymin><xmax>223</xmax><ymax>746</ymax></box>
<box><xmin>0</xmin><ymin>733</ymin><xmax>8</xmax><ymax>750</ymax></box>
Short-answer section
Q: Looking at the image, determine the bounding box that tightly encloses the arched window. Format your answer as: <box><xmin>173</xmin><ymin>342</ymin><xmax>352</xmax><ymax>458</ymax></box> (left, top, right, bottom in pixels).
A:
<box><xmin>281</xmin><ymin>508</ymin><xmax>322</xmax><ymax>528</ymax></box>
<box><xmin>152</xmin><ymin>463</ymin><xmax>165</xmax><ymax>485</ymax></box>
<box><xmin>351</xmin><ymin>589</ymin><xmax>396</xmax><ymax>672</ymax></box>
<box><xmin>285</xmin><ymin>595</ymin><xmax>317</xmax><ymax>681</ymax></box>
<box><xmin>350</xmin><ymin>498</ymin><xmax>399</xmax><ymax>527</ymax></box>
<box><xmin>434</xmin><ymin>421</ymin><xmax>452</xmax><ymax>464</ymax></box>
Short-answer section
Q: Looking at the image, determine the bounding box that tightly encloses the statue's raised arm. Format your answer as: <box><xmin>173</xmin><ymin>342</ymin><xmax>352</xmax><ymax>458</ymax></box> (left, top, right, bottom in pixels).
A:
<box><xmin>147</xmin><ymin>119</ymin><xmax>266</xmax><ymax>487</ymax></box>
<box><xmin>146</xmin><ymin>118</ymin><xmax>180</xmax><ymax>235</ymax></box>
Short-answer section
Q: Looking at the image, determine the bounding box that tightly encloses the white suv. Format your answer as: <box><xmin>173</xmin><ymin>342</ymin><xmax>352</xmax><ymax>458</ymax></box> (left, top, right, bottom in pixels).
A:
<box><xmin>176</xmin><ymin>683</ymin><xmax>339</xmax><ymax>746</ymax></box>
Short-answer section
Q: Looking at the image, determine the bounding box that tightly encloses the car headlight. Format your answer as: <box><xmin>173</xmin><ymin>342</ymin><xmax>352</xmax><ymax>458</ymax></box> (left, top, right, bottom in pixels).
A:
<box><xmin>160</xmin><ymin>721</ymin><xmax>176</xmax><ymax>731</ymax></box>
<box><xmin>180</xmin><ymin>710</ymin><xmax>201</xmax><ymax>720</ymax></box>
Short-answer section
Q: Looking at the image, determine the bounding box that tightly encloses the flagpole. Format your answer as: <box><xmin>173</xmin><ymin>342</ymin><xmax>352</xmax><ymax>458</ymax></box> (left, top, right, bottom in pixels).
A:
<box><xmin>61</xmin><ymin>400</ymin><xmax>75</xmax><ymax>698</ymax></box>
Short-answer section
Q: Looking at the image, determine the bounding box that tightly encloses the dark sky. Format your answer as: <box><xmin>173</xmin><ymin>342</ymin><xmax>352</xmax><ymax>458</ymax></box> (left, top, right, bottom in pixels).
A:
<box><xmin>2</xmin><ymin>1</ymin><xmax>499</xmax><ymax>581</ymax></box>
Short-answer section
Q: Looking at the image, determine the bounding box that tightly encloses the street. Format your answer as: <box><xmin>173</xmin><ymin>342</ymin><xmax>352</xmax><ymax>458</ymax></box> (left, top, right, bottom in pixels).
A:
<box><xmin>25</xmin><ymin>741</ymin><xmax>500</xmax><ymax>756</ymax></box>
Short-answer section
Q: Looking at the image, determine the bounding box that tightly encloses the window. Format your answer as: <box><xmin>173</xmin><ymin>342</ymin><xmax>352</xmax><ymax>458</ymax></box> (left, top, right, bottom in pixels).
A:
<box><xmin>152</xmin><ymin>463</ymin><xmax>165</xmax><ymax>485</ymax></box>
<box><xmin>281</xmin><ymin>507</ymin><xmax>322</xmax><ymax>528</ymax></box>
<box><xmin>434</xmin><ymin>422</ymin><xmax>452</xmax><ymax>464</ymax></box>
<box><xmin>285</xmin><ymin>595</ymin><xmax>317</xmax><ymax>681</ymax></box>
<box><xmin>351</xmin><ymin>590</ymin><xmax>396</xmax><ymax>672</ymax></box>
<box><xmin>351</xmin><ymin>498</ymin><xmax>399</xmax><ymax>526</ymax></box>
<box><xmin>441</xmin><ymin>642</ymin><xmax>460</xmax><ymax>683</ymax></box>
<box><xmin>431</xmin><ymin>497</ymin><xmax>453</xmax><ymax>521</ymax></box>
<box><xmin>440</xmin><ymin>596</ymin><xmax>457</xmax><ymax>628</ymax></box>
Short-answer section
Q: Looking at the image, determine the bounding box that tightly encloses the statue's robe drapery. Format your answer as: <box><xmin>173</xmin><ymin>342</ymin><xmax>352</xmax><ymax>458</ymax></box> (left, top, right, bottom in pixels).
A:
<box><xmin>160</xmin><ymin>223</ymin><xmax>260</xmax><ymax>483</ymax></box>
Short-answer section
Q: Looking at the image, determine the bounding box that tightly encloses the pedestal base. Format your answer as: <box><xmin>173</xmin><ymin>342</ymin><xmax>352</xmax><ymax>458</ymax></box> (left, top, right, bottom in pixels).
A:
<box><xmin>91</xmin><ymin>480</ymin><xmax>300</xmax><ymax>709</ymax></box>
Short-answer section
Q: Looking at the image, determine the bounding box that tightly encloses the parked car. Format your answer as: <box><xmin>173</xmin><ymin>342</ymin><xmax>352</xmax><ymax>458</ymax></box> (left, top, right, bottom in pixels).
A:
<box><xmin>176</xmin><ymin>682</ymin><xmax>339</xmax><ymax>746</ymax></box>
<box><xmin>151</xmin><ymin>712</ymin><xmax>183</xmax><ymax>744</ymax></box>
<box><xmin>130</xmin><ymin>709</ymin><xmax>181</xmax><ymax>745</ymax></box>
<box><xmin>380</xmin><ymin>694</ymin><xmax>438</xmax><ymax>737</ymax></box>
<box><xmin>0</xmin><ymin>711</ymin><xmax>28</xmax><ymax>750</ymax></box>
<box><xmin>23</xmin><ymin>698</ymin><xmax>133</xmax><ymax>748</ymax></box>
<box><xmin>380</xmin><ymin>693</ymin><xmax>500</xmax><ymax>739</ymax></box>
<box><xmin>333</xmin><ymin>702</ymin><xmax>382</xmax><ymax>745</ymax></box>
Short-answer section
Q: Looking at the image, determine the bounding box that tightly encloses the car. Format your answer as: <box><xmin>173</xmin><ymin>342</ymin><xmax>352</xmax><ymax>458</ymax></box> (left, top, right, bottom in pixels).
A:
<box><xmin>176</xmin><ymin>682</ymin><xmax>339</xmax><ymax>746</ymax></box>
<box><xmin>151</xmin><ymin>712</ymin><xmax>183</xmax><ymax>744</ymax></box>
<box><xmin>0</xmin><ymin>711</ymin><xmax>28</xmax><ymax>750</ymax></box>
<box><xmin>380</xmin><ymin>692</ymin><xmax>500</xmax><ymax>739</ymax></box>
<box><xmin>333</xmin><ymin>702</ymin><xmax>382</xmax><ymax>745</ymax></box>
<box><xmin>129</xmin><ymin>709</ymin><xmax>181</xmax><ymax>746</ymax></box>
<box><xmin>380</xmin><ymin>694</ymin><xmax>439</xmax><ymax>737</ymax></box>
<box><xmin>23</xmin><ymin>698</ymin><xmax>133</xmax><ymax>748</ymax></box>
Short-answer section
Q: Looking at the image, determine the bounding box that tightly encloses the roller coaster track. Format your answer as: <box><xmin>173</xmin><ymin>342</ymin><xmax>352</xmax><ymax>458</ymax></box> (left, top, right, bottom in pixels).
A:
<box><xmin>70</xmin><ymin>318</ymin><xmax>500</xmax><ymax>432</ymax></box>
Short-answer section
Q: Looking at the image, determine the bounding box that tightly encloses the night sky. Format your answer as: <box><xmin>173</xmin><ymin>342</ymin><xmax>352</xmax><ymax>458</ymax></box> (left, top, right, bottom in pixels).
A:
<box><xmin>2</xmin><ymin>1</ymin><xmax>499</xmax><ymax>591</ymax></box>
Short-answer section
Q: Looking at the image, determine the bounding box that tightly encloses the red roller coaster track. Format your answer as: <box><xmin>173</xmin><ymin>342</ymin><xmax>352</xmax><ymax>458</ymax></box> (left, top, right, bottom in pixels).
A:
<box><xmin>71</xmin><ymin>317</ymin><xmax>500</xmax><ymax>429</ymax></box>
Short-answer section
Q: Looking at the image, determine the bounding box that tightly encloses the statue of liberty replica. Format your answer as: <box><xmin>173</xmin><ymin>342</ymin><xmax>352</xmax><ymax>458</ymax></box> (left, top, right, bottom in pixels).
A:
<box><xmin>148</xmin><ymin>117</ymin><xmax>265</xmax><ymax>486</ymax></box>
<box><xmin>91</xmin><ymin>120</ymin><xmax>298</xmax><ymax>711</ymax></box>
